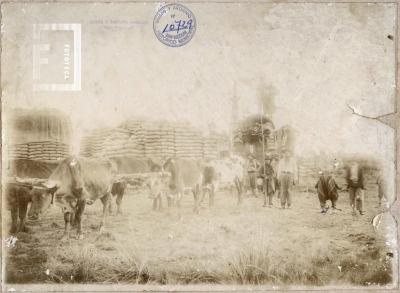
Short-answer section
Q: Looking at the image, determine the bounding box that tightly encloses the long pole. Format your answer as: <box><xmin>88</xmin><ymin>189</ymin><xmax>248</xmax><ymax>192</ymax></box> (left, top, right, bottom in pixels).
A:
<box><xmin>260</xmin><ymin>103</ymin><xmax>266</xmax><ymax>177</ymax></box>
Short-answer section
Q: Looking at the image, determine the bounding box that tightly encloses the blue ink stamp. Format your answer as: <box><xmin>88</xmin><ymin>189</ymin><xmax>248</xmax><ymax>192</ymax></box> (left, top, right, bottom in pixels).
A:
<box><xmin>153</xmin><ymin>3</ymin><xmax>196</xmax><ymax>47</ymax></box>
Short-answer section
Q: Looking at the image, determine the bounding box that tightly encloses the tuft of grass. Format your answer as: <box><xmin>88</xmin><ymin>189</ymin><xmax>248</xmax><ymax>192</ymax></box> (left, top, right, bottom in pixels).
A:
<box><xmin>177</xmin><ymin>270</ymin><xmax>221</xmax><ymax>284</ymax></box>
<box><xmin>106</xmin><ymin>246</ymin><xmax>150</xmax><ymax>284</ymax></box>
<box><xmin>48</xmin><ymin>243</ymin><xmax>150</xmax><ymax>284</ymax></box>
<box><xmin>228</xmin><ymin>244</ymin><xmax>272</xmax><ymax>284</ymax></box>
<box><xmin>68</xmin><ymin>244</ymin><xmax>101</xmax><ymax>282</ymax></box>
<box><xmin>174</xmin><ymin>263</ymin><xmax>222</xmax><ymax>284</ymax></box>
<box><xmin>225</xmin><ymin>235</ymin><xmax>393</xmax><ymax>286</ymax></box>
<box><xmin>226</xmin><ymin>242</ymin><xmax>331</xmax><ymax>286</ymax></box>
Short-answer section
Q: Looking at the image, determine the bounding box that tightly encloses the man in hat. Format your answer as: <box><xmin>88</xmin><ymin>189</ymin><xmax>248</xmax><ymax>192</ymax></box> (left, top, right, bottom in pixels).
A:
<box><xmin>276</xmin><ymin>149</ymin><xmax>297</xmax><ymax>209</ymax></box>
<box><xmin>259</xmin><ymin>153</ymin><xmax>276</xmax><ymax>207</ymax></box>
<box><xmin>246</xmin><ymin>154</ymin><xmax>261</xmax><ymax>197</ymax></box>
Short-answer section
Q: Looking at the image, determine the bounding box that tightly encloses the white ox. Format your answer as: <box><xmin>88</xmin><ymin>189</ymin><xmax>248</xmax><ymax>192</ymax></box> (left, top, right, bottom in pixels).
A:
<box><xmin>208</xmin><ymin>155</ymin><xmax>246</xmax><ymax>204</ymax></box>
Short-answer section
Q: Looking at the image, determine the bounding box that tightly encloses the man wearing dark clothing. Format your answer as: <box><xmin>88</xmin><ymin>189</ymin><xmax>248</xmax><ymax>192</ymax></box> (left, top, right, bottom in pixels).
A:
<box><xmin>247</xmin><ymin>155</ymin><xmax>261</xmax><ymax>197</ymax></box>
<box><xmin>277</xmin><ymin>150</ymin><xmax>297</xmax><ymax>209</ymax></box>
<box><xmin>259</xmin><ymin>156</ymin><xmax>276</xmax><ymax>207</ymax></box>
<box><xmin>345</xmin><ymin>162</ymin><xmax>365</xmax><ymax>215</ymax></box>
<box><xmin>202</xmin><ymin>164</ymin><xmax>217</xmax><ymax>206</ymax></box>
<box><xmin>376</xmin><ymin>171</ymin><xmax>387</xmax><ymax>206</ymax></box>
<box><xmin>315</xmin><ymin>172</ymin><xmax>340</xmax><ymax>213</ymax></box>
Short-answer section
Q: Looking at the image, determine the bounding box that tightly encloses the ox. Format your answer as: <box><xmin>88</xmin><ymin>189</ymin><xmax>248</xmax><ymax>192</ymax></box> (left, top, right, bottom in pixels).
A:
<box><xmin>110</xmin><ymin>180</ymin><xmax>128</xmax><ymax>215</ymax></box>
<box><xmin>161</xmin><ymin>158</ymin><xmax>206</xmax><ymax>213</ymax></box>
<box><xmin>160</xmin><ymin>156</ymin><xmax>246</xmax><ymax>213</ymax></box>
<box><xmin>30</xmin><ymin>156</ymin><xmax>126</xmax><ymax>239</ymax></box>
<box><xmin>145</xmin><ymin>172</ymin><xmax>171</xmax><ymax>211</ymax></box>
<box><xmin>206</xmin><ymin>155</ymin><xmax>246</xmax><ymax>205</ymax></box>
<box><xmin>5</xmin><ymin>181</ymin><xmax>58</xmax><ymax>233</ymax></box>
<box><xmin>144</xmin><ymin>159</ymin><xmax>171</xmax><ymax>211</ymax></box>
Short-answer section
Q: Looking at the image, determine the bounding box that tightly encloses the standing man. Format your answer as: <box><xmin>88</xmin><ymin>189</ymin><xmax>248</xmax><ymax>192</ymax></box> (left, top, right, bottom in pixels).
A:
<box><xmin>259</xmin><ymin>153</ymin><xmax>276</xmax><ymax>207</ymax></box>
<box><xmin>315</xmin><ymin>159</ymin><xmax>342</xmax><ymax>213</ymax></box>
<box><xmin>246</xmin><ymin>155</ymin><xmax>261</xmax><ymax>197</ymax></box>
<box><xmin>376</xmin><ymin>170</ymin><xmax>387</xmax><ymax>207</ymax></box>
<box><xmin>277</xmin><ymin>149</ymin><xmax>297</xmax><ymax>209</ymax></box>
<box><xmin>271</xmin><ymin>155</ymin><xmax>280</xmax><ymax>198</ymax></box>
<box><xmin>202</xmin><ymin>159</ymin><xmax>218</xmax><ymax>207</ymax></box>
<box><xmin>345</xmin><ymin>161</ymin><xmax>365</xmax><ymax>215</ymax></box>
<box><xmin>315</xmin><ymin>170</ymin><xmax>341</xmax><ymax>213</ymax></box>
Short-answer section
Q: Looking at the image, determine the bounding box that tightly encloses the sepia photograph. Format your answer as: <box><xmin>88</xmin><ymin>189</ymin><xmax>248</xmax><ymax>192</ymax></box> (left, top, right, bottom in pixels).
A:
<box><xmin>1</xmin><ymin>1</ymin><xmax>399</xmax><ymax>291</ymax></box>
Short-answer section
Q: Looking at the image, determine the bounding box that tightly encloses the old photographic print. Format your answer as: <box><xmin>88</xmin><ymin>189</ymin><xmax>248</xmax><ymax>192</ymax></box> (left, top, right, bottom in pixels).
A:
<box><xmin>1</xmin><ymin>1</ymin><xmax>399</xmax><ymax>292</ymax></box>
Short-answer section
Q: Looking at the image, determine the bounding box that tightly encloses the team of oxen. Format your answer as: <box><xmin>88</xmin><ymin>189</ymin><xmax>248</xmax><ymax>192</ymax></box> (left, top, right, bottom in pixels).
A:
<box><xmin>6</xmin><ymin>155</ymin><xmax>246</xmax><ymax>239</ymax></box>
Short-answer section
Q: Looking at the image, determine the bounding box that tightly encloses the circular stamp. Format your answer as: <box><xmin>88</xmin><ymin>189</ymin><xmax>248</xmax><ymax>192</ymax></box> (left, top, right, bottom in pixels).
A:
<box><xmin>153</xmin><ymin>3</ymin><xmax>196</xmax><ymax>47</ymax></box>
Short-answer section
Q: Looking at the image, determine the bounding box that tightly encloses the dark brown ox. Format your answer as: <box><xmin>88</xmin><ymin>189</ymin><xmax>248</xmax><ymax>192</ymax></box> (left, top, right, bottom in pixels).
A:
<box><xmin>110</xmin><ymin>180</ymin><xmax>128</xmax><ymax>215</ymax></box>
<box><xmin>34</xmin><ymin>156</ymin><xmax>122</xmax><ymax>239</ymax></box>
<box><xmin>5</xmin><ymin>182</ymin><xmax>58</xmax><ymax>233</ymax></box>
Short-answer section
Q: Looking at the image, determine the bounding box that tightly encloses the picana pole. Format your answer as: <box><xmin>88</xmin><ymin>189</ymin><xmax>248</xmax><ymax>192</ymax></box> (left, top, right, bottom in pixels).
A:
<box><xmin>260</xmin><ymin>103</ymin><xmax>266</xmax><ymax>178</ymax></box>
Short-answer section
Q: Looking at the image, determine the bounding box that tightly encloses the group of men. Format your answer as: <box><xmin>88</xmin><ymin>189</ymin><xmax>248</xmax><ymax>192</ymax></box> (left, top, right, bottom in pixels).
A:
<box><xmin>246</xmin><ymin>151</ymin><xmax>387</xmax><ymax>215</ymax></box>
<box><xmin>246</xmin><ymin>149</ymin><xmax>298</xmax><ymax>209</ymax></box>
<box><xmin>317</xmin><ymin>160</ymin><xmax>388</xmax><ymax>215</ymax></box>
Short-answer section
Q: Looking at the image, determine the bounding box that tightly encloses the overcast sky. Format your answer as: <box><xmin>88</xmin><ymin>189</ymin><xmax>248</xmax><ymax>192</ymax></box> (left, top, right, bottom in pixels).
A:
<box><xmin>1</xmin><ymin>2</ymin><xmax>396</xmax><ymax>160</ymax></box>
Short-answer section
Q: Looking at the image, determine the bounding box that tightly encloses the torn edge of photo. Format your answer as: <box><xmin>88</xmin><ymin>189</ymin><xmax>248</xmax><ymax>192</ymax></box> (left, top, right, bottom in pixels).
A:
<box><xmin>1</xmin><ymin>0</ymin><xmax>399</xmax><ymax>292</ymax></box>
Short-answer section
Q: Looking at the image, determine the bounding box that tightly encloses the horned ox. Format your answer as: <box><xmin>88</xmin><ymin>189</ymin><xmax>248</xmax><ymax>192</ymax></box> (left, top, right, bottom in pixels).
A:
<box><xmin>159</xmin><ymin>156</ymin><xmax>246</xmax><ymax>213</ymax></box>
<box><xmin>207</xmin><ymin>155</ymin><xmax>246</xmax><ymax>205</ymax></box>
<box><xmin>5</xmin><ymin>180</ymin><xmax>58</xmax><ymax>233</ymax></box>
<box><xmin>29</xmin><ymin>157</ymin><xmax>127</xmax><ymax>239</ymax></box>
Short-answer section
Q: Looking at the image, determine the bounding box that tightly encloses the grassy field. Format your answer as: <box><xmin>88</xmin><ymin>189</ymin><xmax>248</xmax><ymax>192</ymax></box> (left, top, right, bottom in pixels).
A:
<box><xmin>4</xmin><ymin>183</ymin><xmax>397</xmax><ymax>288</ymax></box>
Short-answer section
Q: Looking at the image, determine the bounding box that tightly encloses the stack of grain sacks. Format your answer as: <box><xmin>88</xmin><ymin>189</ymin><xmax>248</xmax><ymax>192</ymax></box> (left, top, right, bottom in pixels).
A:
<box><xmin>120</xmin><ymin>119</ymin><xmax>146</xmax><ymax>157</ymax></box>
<box><xmin>101</xmin><ymin>128</ymin><xmax>131</xmax><ymax>157</ymax></box>
<box><xmin>174</xmin><ymin>124</ymin><xmax>203</xmax><ymax>159</ymax></box>
<box><xmin>8</xmin><ymin>144</ymin><xmax>29</xmax><ymax>160</ymax></box>
<box><xmin>80</xmin><ymin>128</ymin><xmax>113</xmax><ymax>157</ymax></box>
<box><xmin>8</xmin><ymin>141</ymin><xmax>69</xmax><ymax>161</ymax></box>
<box><xmin>7</xmin><ymin>108</ymin><xmax>72</xmax><ymax>162</ymax></box>
<box><xmin>159</xmin><ymin>123</ymin><xmax>175</xmax><ymax>158</ymax></box>
<box><xmin>143</xmin><ymin>121</ymin><xmax>163</xmax><ymax>158</ymax></box>
<box><xmin>79</xmin><ymin>135</ymin><xmax>93</xmax><ymax>157</ymax></box>
<box><xmin>123</xmin><ymin>134</ymin><xmax>145</xmax><ymax>157</ymax></box>
<box><xmin>80</xmin><ymin>119</ymin><xmax>221</xmax><ymax>160</ymax></box>
<box><xmin>202</xmin><ymin>133</ymin><xmax>218</xmax><ymax>159</ymax></box>
<box><xmin>27</xmin><ymin>141</ymin><xmax>69</xmax><ymax>161</ymax></box>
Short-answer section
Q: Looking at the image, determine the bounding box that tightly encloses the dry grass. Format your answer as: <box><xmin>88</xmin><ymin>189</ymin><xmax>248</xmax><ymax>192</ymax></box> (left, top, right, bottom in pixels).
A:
<box><xmin>227</xmin><ymin>243</ymin><xmax>323</xmax><ymax>285</ymax></box>
<box><xmin>45</xmin><ymin>236</ymin><xmax>150</xmax><ymax>284</ymax></box>
<box><xmin>4</xmin><ymin>183</ymin><xmax>396</xmax><ymax>287</ymax></box>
